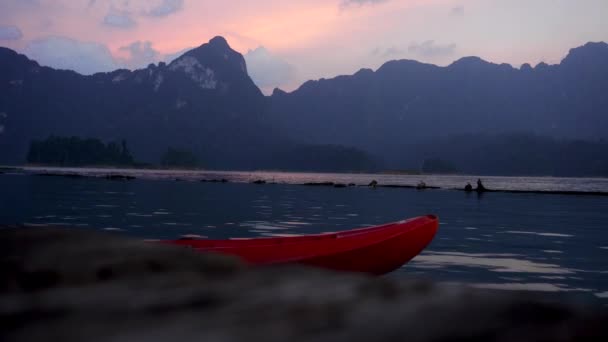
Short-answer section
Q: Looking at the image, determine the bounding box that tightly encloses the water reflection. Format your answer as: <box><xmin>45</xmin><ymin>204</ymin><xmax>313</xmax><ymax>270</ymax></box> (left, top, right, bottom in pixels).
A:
<box><xmin>181</xmin><ymin>234</ymin><xmax>207</xmax><ymax>239</ymax></box>
<box><xmin>471</xmin><ymin>283</ymin><xmax>592</xmax><ymax>293</ymax></box>
<box><xmin>260</xmin><ymin>233</ymin><xmax>304</xmax><ymax>238</ymax></box>
<box><xmin>410</xmin><ymin>252</ymin><xmax>575</xmax><ymax>274</ymax></box>
<box><xmin>279</xmin><ymin>221</ymin><xmax>312</xmax><ymax>226</ymax></box>
<box><xmin>23</xmin><ymin>223</ymin><xmax>50</xmax><ymax>227</ymax></box>
<box><xmin>103</xmin><ymin>227</ymin><xmax>124</xmax><ymax>231</ymax></box>
<box><xmin>504</xmin><ymin>231</ymin><xmax>574</xmax><ymax>238</ymax></box>
<box><xmin>129</xmin><ymin>213</ymin><xmax>154</xmax><ymax>217</ymax></box>
<box><xmin>244</xmin><ymin>223</ymin><xmax>289</xmax><ymax>230</ymax></box>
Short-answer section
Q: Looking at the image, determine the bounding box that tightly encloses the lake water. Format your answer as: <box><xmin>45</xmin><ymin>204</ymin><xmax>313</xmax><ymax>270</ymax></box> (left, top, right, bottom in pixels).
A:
<box><xmin>1</xmin><ymin>169</ymin><xmax>607</xmax><ymax>304</ymax></box>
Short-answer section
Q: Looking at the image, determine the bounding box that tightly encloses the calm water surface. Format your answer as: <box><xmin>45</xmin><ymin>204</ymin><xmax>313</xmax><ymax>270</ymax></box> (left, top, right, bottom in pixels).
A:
<box><xmin>1</xmin><ymin>170</ymin><xmax>607</xmax><ymax>303</ymax></box>
<box><xmin>17</xmin><ymin>166</ymin><xmax>608</xmax><ymax>192</ymax></box>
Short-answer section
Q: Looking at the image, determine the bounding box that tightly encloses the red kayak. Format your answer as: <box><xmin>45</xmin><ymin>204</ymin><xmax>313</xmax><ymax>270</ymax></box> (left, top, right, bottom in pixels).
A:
<box><xmin>165</xmin><ymin>215</ymin><xmax>438</xmax><ymax>275</ymax></box>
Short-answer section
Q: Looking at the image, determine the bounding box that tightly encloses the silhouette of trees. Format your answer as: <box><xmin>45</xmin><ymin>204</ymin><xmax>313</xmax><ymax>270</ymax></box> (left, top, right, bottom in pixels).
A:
<box><xmin>27</xmin><ymin>136</ymin><xmax>135</xmax><ymax>166</ymax></box>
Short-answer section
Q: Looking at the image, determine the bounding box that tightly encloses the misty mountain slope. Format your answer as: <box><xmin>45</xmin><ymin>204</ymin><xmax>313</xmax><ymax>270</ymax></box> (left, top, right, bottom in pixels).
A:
<box><xmin>269</xmin><ymin>42</ymin><xmax>608</xmax><ymax>165</ymax></box>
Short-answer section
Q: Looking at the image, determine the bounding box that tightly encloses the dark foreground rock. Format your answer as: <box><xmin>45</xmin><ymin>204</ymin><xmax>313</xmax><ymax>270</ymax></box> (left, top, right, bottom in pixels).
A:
<box><xmin>302</xmin><ymin>182</ymin><xmax>335</xmax><ymax>187</ymax></box>
<box><xmin>35</xmin><ymin>172</ymin><xmax>88</xmax><ymax>179</ymax></box>
<box><xmin>104</xmin><ymin>174</ymin><xmax>136</xmax><ymax>181</ymax></box>
<box><xmin>1</xmin><ymin>227</ymin><xmax>606</xmax><ymax>342</ymax></box>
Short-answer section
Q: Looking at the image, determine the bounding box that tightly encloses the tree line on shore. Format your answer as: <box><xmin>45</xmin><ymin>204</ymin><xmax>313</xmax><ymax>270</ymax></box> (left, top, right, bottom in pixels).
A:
<box><xmin>24</xmin><ymin>136</ymin><xmax>379</xmax><ymax>171</ymax></box>
<box><xmin>26</xmin><ymin>136</ymin><xmax>201</xmax><ymax>168</ymax></box>
<box><xmin>24</xmin><ymin>134</ymin><xmax>608</xmax><ymax>177</ymax></box>
<box><xmin>27</xmin><ymin>136</ymin><xmax>135</xmax><ymax>167</ymax></box>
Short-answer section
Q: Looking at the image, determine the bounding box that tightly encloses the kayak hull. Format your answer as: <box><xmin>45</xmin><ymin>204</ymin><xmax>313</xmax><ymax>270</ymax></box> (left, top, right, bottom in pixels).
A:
<box><xmin>164</xmin><ymin>215</ymin><xmax>438</xmax><ymax>275</ymax></box>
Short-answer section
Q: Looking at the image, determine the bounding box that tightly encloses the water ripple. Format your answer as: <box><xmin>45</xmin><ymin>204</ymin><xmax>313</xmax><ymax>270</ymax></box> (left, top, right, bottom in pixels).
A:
<box><xmin>471</xmin><ymin>283</ymin><xmax>592</xmax><ymax>293</ymax></box>
<box><xmin>411</xmin><ymin>252</ymin><xmax>574</xmax><ymax>274</ymax></box>
<box><xmin>503</xmin><ymin>231</ymin><xmax>574</xmax><ymax>238</ymax></box>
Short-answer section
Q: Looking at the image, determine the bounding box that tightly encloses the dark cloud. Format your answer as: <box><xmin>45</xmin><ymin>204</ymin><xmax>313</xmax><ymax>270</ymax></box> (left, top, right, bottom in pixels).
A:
<box><xmin>0</xmin><ymin>25</ymin><xmax>23</xmax><ymax>40</ymax></box>
<box><xmin>408</xmin><ymin>40</ymin><xmax>457</xmax><ymax>57</ymax></box>
<box><xmin>118</xmin><ymin>41</ymin><xmax>160</xmax><ymax>69</ymax></box>
<box><xmin>245</xmin><ymin>47</ymin><xmax>296</xmax><ymax>94</ymax></box>
<box><xmin>21</xmin><ymin>36</ymin><xmax>192</xmax><ymax>75</ymax></box>
<box><xmin>93</xmin><ymin>1</ymin><xmax>182</xmax><ymax>21</ymax></box>
<box><xmin>340</xmin><ymin>0</ymin><xmax>389</xmax><ymax>9</ymax></box>
<box><xmin>371</xmin><ymin>46</ymin><xmax>406</xmax><ymax>57</ymax></box>
<box><xmin>384</xmin><ymin>47</ymin><xmax>405</xmax><ymax>57</ymax></box>
<box><xmin>145</xmin><ymin>0</ymin><xmax>184</xmax><ymax>17</ymax></box>
<box><xmin>118</xmin><ymin>41</ymin><xmax>191</xmax><ymax>69</ymax></box>
<box><xmin>373</xmin><ymin>41</ymin><xmax>457</xmax><ymax>60</ymax></box>
<box><xmin>103</xmin><ymin>11</ymin><xmax>137</xmax><ymax>29</ymax></box>
<box><xmin>23</xmin><ymin>36</ymin><xmax>117</xmax><ymax>75</ymax></box>
<box><xmin>450</xmin><ymin>6</ymin><xmax>464</xmax><ymax>16</ymax></box>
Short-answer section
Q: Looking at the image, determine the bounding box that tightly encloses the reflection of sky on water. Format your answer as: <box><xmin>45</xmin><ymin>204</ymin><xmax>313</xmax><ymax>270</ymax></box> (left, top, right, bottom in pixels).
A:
<box><xmin>408</xmin><ymin>251</ymin><xmax>596</xmax><ymax>294</ymax></box>
<box><xmin>411</xmin><ymin>252</ymin><xmax>575</xmax><ymax>274</ymax></box>
<box><xmin>471</xmin><ymin>283</ymin><xmax>592</xmax><ymax>293</ymax></box>
<box><xmin>1</xmin><ymin>171</ymin><xmax>608</xmax><ymax>303</ymax></box>
<box><xmin>542</xmin><ymin>250</ymin><xmax>563</xmax><ymax>254</ymax></box>
<box><xmin>103</xmin><ymin>227</ymin><xmax>124</xmax><ymax>232</ymax></box>
<box><xmin>503</xmin><ymin>231</ymin><xmax>573</xmax><ymax>238</ymax></box>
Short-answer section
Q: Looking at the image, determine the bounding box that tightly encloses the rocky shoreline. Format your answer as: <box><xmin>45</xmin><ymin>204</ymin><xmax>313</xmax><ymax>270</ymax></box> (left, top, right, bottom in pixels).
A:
<box><xmin>1</xmin><ymin>226</ymin><xmax>607</xmax><ymax>341</ymax></box>
<box><xmin>3</xmin><ymin>167</ymin><xmax>608</xmax><ymax>197</ymax></box>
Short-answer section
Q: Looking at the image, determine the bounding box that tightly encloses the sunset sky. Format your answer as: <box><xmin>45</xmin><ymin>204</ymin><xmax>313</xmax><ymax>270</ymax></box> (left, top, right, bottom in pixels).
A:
<box><xmin>1</xmin><ymin>0</ymin><xmax>607</xmax><ymax>93</ymax></box>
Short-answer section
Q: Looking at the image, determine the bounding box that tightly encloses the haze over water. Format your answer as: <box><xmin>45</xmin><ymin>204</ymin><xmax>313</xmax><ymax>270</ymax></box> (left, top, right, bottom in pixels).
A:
<box><xmin>2</xmin><ymin>169</ymin><xmax>607</xmax><ymax>304</ymax></box>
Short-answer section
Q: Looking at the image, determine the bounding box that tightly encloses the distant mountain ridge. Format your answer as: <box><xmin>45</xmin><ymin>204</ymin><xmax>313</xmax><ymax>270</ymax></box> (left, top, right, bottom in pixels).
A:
<box><xmin>1</xmin><ymin>38</ymin><xmax>607</xmax><ymax>174</ymax></box>
<box><xmin>269</xmin><ymin>42</ymin><xmax>608</xmax><ymax>163</ymax></box>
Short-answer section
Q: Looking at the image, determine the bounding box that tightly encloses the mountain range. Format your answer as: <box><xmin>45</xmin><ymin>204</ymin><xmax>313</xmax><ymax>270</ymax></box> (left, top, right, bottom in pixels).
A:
<box><xmin>0</xmin><ymin>36</ymin><xmax>282</xmax><ymax>169</ymax></box>
<box><xmin>269</xmin><ymin>42</ymin><xmax>608</xmax><ymax>163</ymax></box>
<box><xmin>1</xmin><ymin>37</ymin><xmax>607</xmax><ymax>175</ymax></box>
